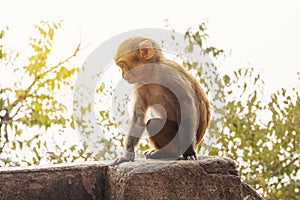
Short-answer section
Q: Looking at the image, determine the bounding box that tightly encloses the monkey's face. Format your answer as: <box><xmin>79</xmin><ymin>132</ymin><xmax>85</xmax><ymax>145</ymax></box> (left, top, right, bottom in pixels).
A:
<box><xmin>115</xmin><ymin>51</ymin><xmax>146</xmax><ymax>84</ymax></box>
<box><xmin>115</xmin><ymin>39</ymin><xmax>158</xmax><ymax>84</ymax></box>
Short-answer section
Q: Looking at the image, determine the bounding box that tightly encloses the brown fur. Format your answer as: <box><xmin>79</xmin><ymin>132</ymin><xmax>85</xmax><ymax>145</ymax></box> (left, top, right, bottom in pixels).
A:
<box><xmin>111</xmin><ymin>36</ymin><xmax>210</xmax><ymax>165</ymax></box>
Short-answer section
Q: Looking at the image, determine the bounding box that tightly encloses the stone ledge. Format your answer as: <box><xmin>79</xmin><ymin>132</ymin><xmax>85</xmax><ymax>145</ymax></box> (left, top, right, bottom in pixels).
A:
<box><xmin>0</xmin><ymin>162</ymin><xmax>107</xmax><ymax>200</ymax></box>
<box><xmin>0</xmin><ymin>157</ymin><xmax>263</xmax><ymax>200</ymax></box>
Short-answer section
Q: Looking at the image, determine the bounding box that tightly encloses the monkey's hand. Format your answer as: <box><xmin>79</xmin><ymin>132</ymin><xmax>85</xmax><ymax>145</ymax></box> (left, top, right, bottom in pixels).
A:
<box><xmin>109</xmin><ymin>157</ymin><xmax>133</xmax><ymax>166</ymax></box>
<box><xmin>109</xmin><ymin>152</ymin><xmax>135</xmax><ymax>166</ymax></box>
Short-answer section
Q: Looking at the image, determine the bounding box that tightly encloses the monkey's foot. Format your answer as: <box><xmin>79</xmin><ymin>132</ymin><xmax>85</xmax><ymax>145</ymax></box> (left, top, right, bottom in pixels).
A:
<box><xmin>178</xmin><ymin>154</ymin><xmax>198</xmax><ymax>160</ymax></box>
<box><xmin>144</xmin><ymin>149</ymin><xmax>156</xmax><ymax>159</ymax></box>
<box><xmin>144</xmin><ymin>149</ymin><xmax>179</xmax><ymax>159</ymax></box>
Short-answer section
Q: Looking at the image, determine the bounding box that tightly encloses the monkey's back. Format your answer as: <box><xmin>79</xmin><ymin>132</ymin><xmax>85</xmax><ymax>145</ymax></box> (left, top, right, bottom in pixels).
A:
<box><xmin>159</xmin><ymin>58</ymin><xmax>211</xmax><ymax>145</ymax></box>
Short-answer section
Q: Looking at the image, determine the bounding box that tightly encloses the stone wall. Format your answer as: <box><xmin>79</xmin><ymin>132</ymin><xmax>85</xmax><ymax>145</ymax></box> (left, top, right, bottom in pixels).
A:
<box><xmin>0</xmin><ymin>157</ymin><xmax>263</xmax><ymax>200</ymax></box>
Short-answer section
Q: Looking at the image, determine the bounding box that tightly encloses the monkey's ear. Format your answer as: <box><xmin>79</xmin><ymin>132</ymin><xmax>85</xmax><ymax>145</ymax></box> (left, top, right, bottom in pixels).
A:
<box><xmin>138</xmin><ymin>40</ymin><xmax>155</xmax><ymax>60</ymax></box>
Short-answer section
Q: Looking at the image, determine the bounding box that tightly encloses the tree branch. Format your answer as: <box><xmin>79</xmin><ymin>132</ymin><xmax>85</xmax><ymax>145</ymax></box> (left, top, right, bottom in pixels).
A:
<box><xmin>3</xmin><ymin>42</ymin><xmax>81</xmax><ymax>113</ymax></box>
<box><xmin>271</xmin><ymin>156</ymin><xmax>300</xmax><ymax>177</ymax></box>
<box><xmin>41</xmin><ymin>42</ymin><xmax>81</xmax><ymax>76</ymax></box>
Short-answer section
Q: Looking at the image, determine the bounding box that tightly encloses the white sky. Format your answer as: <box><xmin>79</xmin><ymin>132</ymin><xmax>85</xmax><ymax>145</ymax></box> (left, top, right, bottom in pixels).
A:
<box><xmin>1</xmin><ymin>0</ymin><xmax>300</xmax><ymax>96</ymax></box>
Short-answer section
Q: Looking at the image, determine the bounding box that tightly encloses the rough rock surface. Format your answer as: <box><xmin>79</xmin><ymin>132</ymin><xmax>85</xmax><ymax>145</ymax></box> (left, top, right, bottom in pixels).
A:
<box><xmin>106</xmin><ymin>157</ymin><xmax>262</xmax><ymax>200</ymax></box>
<box><xmin>0</xmin><ymin>157</ymin><xmax>263</xmax><ymax>200</ymax></box>
<box><xmin>0</xmin><ymin>163</ymin><xmax>106</xmax><ymax>200</ymax></box>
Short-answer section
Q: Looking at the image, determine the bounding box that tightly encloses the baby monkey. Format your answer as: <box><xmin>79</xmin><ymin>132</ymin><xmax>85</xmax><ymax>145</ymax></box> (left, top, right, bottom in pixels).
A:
<box><xmin>111</xmin><ymin>37</ymin><xmax>210</xmax><ymax>165</ymax></box>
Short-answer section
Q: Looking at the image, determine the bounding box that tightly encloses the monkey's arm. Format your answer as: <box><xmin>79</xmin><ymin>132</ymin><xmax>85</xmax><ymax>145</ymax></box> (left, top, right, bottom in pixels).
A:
<box><xmin>110</xmin><ymin>95</ymin><xmax>147</xmax><ymax>166</ymax></box>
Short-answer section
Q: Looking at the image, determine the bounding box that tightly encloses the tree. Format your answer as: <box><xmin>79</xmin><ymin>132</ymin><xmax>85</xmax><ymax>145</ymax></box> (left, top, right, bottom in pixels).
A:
<box><xmin>214</xmin><ymin>68</ymin><xmax>300</xmax><ymax>199</ymax></box>
<box><xmin>180</xmin><ymin>25</ymin><xmax>299</xmax><ymax>199</ymax></box>
<box><xmin>0</xmin><ymin>21</ymin><xmax>84</xmax><ymax>166</ymax></box>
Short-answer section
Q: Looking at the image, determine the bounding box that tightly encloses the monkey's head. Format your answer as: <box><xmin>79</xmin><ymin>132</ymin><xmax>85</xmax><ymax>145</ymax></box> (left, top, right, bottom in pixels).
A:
<box><xmin>114</xmin><ymin>37</ymin><xmax>163</xmax><ymax>83</ymax></box>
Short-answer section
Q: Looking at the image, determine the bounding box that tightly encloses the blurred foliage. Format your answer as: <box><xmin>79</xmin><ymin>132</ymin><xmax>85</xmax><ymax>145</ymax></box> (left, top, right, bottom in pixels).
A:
<box><xmin>1</xmin><ymin>21</ymin><xmax>299</xmax><ymax>199</ymax></box>
<box><xmin>0</xmin><ymin>21</ymin><xmax>94</xmax><ymax>166</ymax></box>
<box><xmin>181</xmin><ymin>24</ymin><xmax>299</xmax><ymax>199</ymax></box>
<box><xmin>212</xmin><ymin>67</ymin><xmax>300</xmax><ymax>199</ymax></box>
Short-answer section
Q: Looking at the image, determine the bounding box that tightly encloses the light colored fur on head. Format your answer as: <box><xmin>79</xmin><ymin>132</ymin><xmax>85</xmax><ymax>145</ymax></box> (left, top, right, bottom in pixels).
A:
<box><xmin>115</xmin><ymin>36</ymin><xmax>163</xmax><ymax>61</ymax></box>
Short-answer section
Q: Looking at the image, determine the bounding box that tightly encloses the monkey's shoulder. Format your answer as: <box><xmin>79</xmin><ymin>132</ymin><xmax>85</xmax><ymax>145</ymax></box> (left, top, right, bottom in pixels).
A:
<box><xmin>136</xmin><ymin>84</ymin><xmax>167</xmax><ymax>94</ymax></box>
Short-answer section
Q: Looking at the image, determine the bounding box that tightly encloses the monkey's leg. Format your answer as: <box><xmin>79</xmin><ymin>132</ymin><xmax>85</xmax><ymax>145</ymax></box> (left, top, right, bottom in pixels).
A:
<box><xmin>145</xmin><ymin>118</ymin><xmax>180</xmax><ymax>159</ymax></box>
<box><xmin>179</xmin><ymin>144</ymin><xmax>197</xmax><ymax>160</ymax></box>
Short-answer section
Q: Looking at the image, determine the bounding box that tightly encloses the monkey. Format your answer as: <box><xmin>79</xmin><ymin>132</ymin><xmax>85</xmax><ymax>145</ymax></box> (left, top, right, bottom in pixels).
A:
<box><xmin>110</xmin><ymin>36</ymin><xmax>210</xmax><ymax>165</ymax></box>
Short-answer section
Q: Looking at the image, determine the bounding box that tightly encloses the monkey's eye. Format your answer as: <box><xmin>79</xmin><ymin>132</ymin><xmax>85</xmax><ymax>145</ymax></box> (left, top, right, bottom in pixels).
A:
<box><xmin>118</xmin><ymin>62</ymin><xmax>127</xmax><ymax>69</ymax></box>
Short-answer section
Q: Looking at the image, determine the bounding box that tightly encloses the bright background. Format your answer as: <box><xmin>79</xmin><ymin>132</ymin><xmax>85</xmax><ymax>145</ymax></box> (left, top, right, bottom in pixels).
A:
<box><xmin>1</xmin><ymin>2</ymin><xmax>299</xmax><ymax>197</ymax></box>
<box><xmin>1</xmin><ymin>0</ymin><xmax>300</xmax><ymax>96</ymax></box>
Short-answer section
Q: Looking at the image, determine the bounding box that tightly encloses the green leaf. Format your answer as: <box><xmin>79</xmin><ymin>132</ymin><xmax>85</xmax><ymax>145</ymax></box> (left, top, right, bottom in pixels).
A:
<box><xmin>223</xmin><ymin>75</ymin><xmax>230</xmax><ymax>85</ymax></box>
